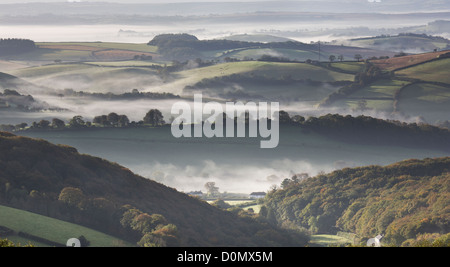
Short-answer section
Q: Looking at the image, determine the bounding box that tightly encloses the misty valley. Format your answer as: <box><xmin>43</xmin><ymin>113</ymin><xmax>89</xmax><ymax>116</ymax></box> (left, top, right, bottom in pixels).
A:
<box><xmin>0</xmin><ymin>0</ymin><xmax>449</xmax><ymax>249</ymax></box>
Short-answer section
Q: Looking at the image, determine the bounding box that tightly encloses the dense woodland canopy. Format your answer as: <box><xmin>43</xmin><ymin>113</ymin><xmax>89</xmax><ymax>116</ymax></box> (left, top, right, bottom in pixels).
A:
<box><xmin>0</xmin><ymin>39</ymin><xmax>36</xmax><ymax>56</ymax></box>
<box><xmin>261</xmin><ymin>157</ymin><xmax>450</xmax><ymax>246</ymax></box>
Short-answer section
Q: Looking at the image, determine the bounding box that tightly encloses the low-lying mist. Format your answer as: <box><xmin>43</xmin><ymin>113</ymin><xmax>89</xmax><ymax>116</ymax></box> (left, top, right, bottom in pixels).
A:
<box><xmin>1</xmin><ymin>91</ymin><xmax>431</xmax><ymax>126</ymax></box>
<box><xmin>133</xmin><ymin>159</ymin><xmax>336</xmax><ymax>194</ymax></box>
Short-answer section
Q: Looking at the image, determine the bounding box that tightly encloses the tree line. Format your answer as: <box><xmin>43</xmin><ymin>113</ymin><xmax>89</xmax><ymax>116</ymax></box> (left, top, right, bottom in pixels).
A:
<box><xmin>0</xmin><ymin>109</ymin><xmax>167</xmax><ymax>133</ymax></box>
<box><xmin>0</xmin><ymin>38</ymin><xmax>36</xmax><ymax>56</ymax></box>
<box><xmin>279</xmin><ymin>112</ymin><xmax>450</xmax><ymax>152</ymax></box>
<box><xmin>4</xmin><ymin>111</ymin><xmax>450</xmax><ymax>154</ymax></box>
<box><xmin>58</xmin><ymin>88</ymin><xmax>180</xmax><ymax>101</ymax></box>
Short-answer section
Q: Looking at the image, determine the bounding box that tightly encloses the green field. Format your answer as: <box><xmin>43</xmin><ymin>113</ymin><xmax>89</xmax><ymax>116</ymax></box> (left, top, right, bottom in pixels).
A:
<box><xmin>11</xmin><ymin>63</ymin><xmax>93</xmax><ymax>78</ymax></box>
<box><xmin>10</xmin><ymin>62</ymin><xmax>162</xmax><ymax>93</ymax></box>
<box><xmin>84</xmin><ymin>60</ymin><xmax>166</xmax><ymax>67</ymax></box>
<box><xmin>310</xmin><ymin>234</ymin><xmax>353</xmax><ymax>247</ymax></box>
<box><xmin>330</xmin><ymin>79</ymin><xmax>406</xmax><ymax>113</ymax></box>
<box><xmin>0</xmin><ymin>205</ymin><xmax>133</xmax><ymax>247</ymax></box>
<box><xmin>2</xmin><ymin>42</ymin><xmax>158</xmax><ymax>63</ymax></box>
<box><xmin>206</xmin><ymin>200</ymin><xmax>262</xmax><ymax>213</ymax></box>
<box><xmin>7</xmin><ymin>48</ymin><xmax>94</xmax><ymax>62</ymax></box>
<box><xmin>397</xmin><ymin>83</ymin><xmax>450</xmax><ymax>123</ymax></box>
<box><xmin>177</xmin><ymin>61</ymin><xmax>354</xmax><ymax>82</ymax></box>
<box><xmin>36</xmin><ymin>42</ymin><xmax>158</xmax><ymax>53</ymax></box>
<box><xmin>345</xmin><ymin>35</ymin><xmax>450</xmax><ymax>52</ymax></box>
<box><xmin>217</xmin><ymin>47</ymin><xmax>321</xmax><ymax>62</ymax></box>
<box><xmin>330</xmin><ymin>62</ymin><xmax>365</xmax><ymax>73</ymax></box>
<box><xmin>396</xmin><ymin>58</ymin><xmax>450</xmax><ymax>84</ymax></box>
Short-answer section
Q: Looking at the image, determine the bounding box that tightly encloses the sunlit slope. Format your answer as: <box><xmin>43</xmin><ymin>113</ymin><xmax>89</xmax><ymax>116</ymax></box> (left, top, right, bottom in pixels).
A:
<box><xmin>9</xmin><ymin>60</ymin><xmax>354</xmax><ymax>95</ymax></box>
<box><xmin>10</xmin><ymin>63</ymin><xmax>163</xmax><ymax>93</ymax></box>
<box><xmin>373</xmin><ymin>50</ymin><xmax>449</xmax><ymax>71</ymax></box>
<box><xmin>172</xmin><ymin>61</ymin><xmax>354</xmax><ymax>99</ymax></box>
<box><xmin>0</xmin><ymin>205</ymin><xmax>132</xmax><ymax>247</ymax></box>
<box><xmin>396</xmin><ymin>58</ymin><xmax>450</xmax><ymax>84</ymax></box>
<box><xmin>177</xmin><ymin>61</ymin><xmax>354</xmax><ymax>82</ymax></box>
<box><xmin>6</xmin><ymin>42</ymin><xmax>159</xmax><ymax>62</ymax></box>
<box><xmin>324</xmin><ymin>54</ymin><xmax>450</xmax><ymax>122</ymax></box>
<box><xmin>214</xmin><ymin>47</ymin><xmax>321</xmax><ymax>62</ymax></box>
<box><xmin>344</xmin><ymin>34</ymin><xmax>450</xmax><ymax>53</ymax></box>
<box><xmin>0</xmin><ymin>71</ymin><xmax>46</xmax><ymax>92</ymax></box>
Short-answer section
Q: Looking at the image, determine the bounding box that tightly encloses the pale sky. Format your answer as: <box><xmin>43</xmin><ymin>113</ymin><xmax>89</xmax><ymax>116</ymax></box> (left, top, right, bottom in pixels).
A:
<box><xmin>0</xmin><ymin>0</ymin><xmax>278</xmax><ymax>3</ymax></box>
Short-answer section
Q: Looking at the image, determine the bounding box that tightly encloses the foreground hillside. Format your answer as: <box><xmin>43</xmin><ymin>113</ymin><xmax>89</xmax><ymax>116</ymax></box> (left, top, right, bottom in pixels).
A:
<box><xmin>0</xmin><ymin>204</ymin><xmax>133</xmax><ymax>247</ymax></box>
<box><xmin>261</xmin><ymin>157</ymin><xmax>450</xmax><ymax>246</ymax></box>
<box><xmin>0</xmin><ymin>132</ymin><xmax>307</xmax><ymax>247</ymax></box>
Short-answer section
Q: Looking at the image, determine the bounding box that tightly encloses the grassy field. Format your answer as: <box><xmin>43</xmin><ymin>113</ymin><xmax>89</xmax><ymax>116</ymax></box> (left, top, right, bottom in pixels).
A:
<box><xmin>373</xmin><ymin>50</ymin><xmax>449</xmax><ymax>71</ymax></box>
<box><xmin>37</xmin><ymin>42</ymin><xmax>158</xmax><ymax>53</ymax></box>
<box><xmin>10</xmin><ymin>62</ymin><xmax>162</xmax><ymax>93</ymax></box>
<box><xmin>330</xmin><ymin>61</ymin><xmax>365</xmax><ymax>73</ymax></box>
<box><xmin>330</xmin><ymin>79</ymin><xmax>406</xmax><ymax>113</ymax></box>
<box><xmin>310</xmin><ymin>234</ymin><xmax>353</xmax><ymax>247</ymax></box>
<box><xmin>0</xmin><ymin>205</ymin><xmax>133</xmax><ymax>247</ymax></box>
<box><xmin>176</xmin><ymin>61</ymin><xmax>354</xmax><ymax>85</ymax></box>
<box><xmin>346</xmin><ymin>35</ymin><xmax>450</xmax><ymax>53</ymax></box>
<box><xmin>84</xmin><ymin>60</ymin><xmax>166</xmax><ymax>67</ymax></box>
<box><xmin>10</xmin><ymin>63</ymin><xmax>93</xmax><ymax>78</ymax></box>
<box><xmin>396</xmin><ymin>58</ymin><xmax>450</xmax><ymax>84</ymax></box>
<box><xmin>206</xmin><ymin>200</ymin><xmax>262</xmax><ymax>213</ymax></box>
<box><xmin>9</xmin><ymin>48</ymin><xmax>94</xmax><ymax>62</ymax></box>
<box><xmin>352</xmin><ymin>79</ymin><xmax>404</xmax><ymax>98</ymax></box>
<box><xmin>6</xmin><ymin>59</ymin><xmax>353</xmax><ymax>95</ymax></box>
<box><xmin>4</xmin><ymin>42</ymin><xmax>159</xmax><ymax>63</ymax></box>
<box><xmin>397</xmin><ymin>82</ymin><xmax>450</xmax><ymax>123</ymax></box>
<box><xmin>217</xmin><ymin>47</ymin><xmax>321</xmax><ymax>62</ymax></box>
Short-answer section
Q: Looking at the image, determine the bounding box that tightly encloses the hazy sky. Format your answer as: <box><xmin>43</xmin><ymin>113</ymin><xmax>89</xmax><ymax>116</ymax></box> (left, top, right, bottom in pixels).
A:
<box><xmin>0</xmin><ymin>0</ymin><xmax>277</xmax><ymax>3</ymax></box>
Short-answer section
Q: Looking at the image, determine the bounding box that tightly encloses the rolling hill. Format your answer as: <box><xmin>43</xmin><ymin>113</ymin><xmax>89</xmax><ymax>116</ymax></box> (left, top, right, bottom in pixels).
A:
<box><xmin>1</xmin><ymin>42</ymin><xmax>159</xmax><ymax>63</ymax></box>
<box><xmin>321</xmin><ymin>52</ymin><xmax>450</xmax><ymax>123</ymax></box>
<box><xmin>344</xmin><ymin>34</ymin><xmax>450</xmax><ymax>53</ymax></box>
<box><xmin>0</xmin><ymin>71</ymin><xmax>44</xmax><ymax>92</ymax></box>
<box><xmin>219</xmin><ymin>34</ymin><xmax>296</xmax><ymax>43</ymax></box>
<box><xmin>372</xmin><ymin>50</ymin><xmax>450</xmax><ymax>71</ymax></box>
<box><xmin>0</xmin><ymin>131</ymin><xmax>307</xmax><ymax>247</ymax></box>
<box><xmin>17</xmin><ymin>114</ymin><xmax>450</xmax><ymax>196</ymax></box>
<box><xmin>261</xmin><ymin>157</ymin><xmax>450</xmax><ymax>246</ymax></box>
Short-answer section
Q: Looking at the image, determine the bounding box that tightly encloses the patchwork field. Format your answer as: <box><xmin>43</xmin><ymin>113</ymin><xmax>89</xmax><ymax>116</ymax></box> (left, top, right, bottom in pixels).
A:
<box><xmin>396</xmin><ymin>58</ymin><xmax>450</xmax><ymax>84</ymax></box>
<box><xmin>9</xmin><ymin>63</ymin><xmax>163</xmax><ymax>93</ymax></box>
<box><xmin>2</xmin><ymin>42</ymin><xmax>159</xmax><ymax>63</ymax></box>
<box><xmin>373</xmin><ymin>50</ymin><xmax>449</xmax><ymax>71</ymax></box>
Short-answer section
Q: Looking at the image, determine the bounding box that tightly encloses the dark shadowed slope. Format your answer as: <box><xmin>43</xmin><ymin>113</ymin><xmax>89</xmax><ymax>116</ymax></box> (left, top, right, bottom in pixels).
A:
<box><xmin>0</xmin><ymin>131</ymin><xmax>307</xmax><ymax>247</ymax></box>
